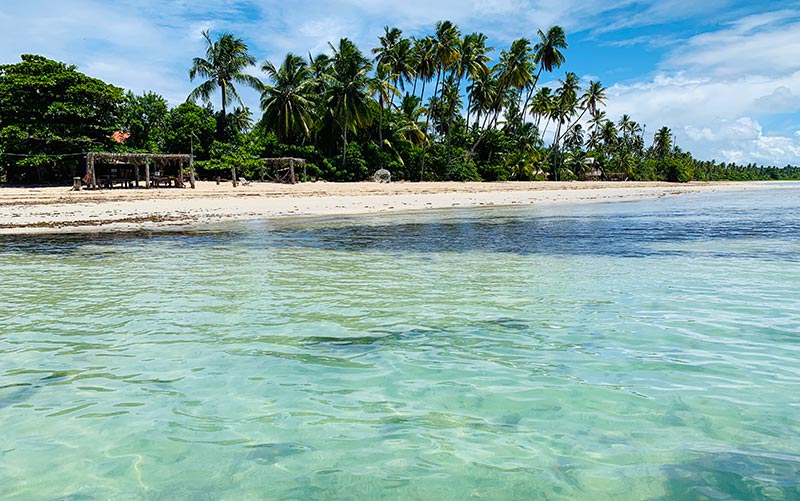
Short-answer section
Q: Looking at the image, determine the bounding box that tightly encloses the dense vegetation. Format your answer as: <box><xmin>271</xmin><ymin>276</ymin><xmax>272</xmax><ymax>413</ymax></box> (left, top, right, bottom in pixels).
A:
<box><xmin>1</xmin><ymin>23</ymin><xmax>798</xmax><ymax>184</ymax></box>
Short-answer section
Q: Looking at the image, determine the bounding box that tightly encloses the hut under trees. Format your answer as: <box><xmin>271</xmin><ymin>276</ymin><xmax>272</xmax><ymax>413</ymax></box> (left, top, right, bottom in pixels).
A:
<box><xmin>257</xmin><ymin>157</ymin><xmax>307</xmax><ymax>184</ymax></box>
<box><xmin>84</xmin><ymin>152</ymin><xmax>195</xmax><ymax>189</ymax></box>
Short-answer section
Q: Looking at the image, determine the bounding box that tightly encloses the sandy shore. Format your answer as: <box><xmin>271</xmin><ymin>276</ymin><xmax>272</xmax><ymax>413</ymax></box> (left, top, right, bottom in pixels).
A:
<box><xmin>0</xmin><ymin>180</ymin><xmax>777</xmax><ymax>234</ymax></box>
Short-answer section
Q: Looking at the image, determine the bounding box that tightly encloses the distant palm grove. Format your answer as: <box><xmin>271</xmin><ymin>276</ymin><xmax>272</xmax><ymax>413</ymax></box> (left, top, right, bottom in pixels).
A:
<box><xmin>1</xmin><ymin>22</ymin><xmax>798</xmax><ymax>184</ymax></box>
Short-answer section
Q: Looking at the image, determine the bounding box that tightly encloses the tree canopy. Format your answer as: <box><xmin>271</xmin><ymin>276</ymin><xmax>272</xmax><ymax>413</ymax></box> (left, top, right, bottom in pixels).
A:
<box><xmin>1</xmin><ymin>24</ymin><xmax>798</xmax><ymax>185</ymax></box>
<box><xmin>0</xmin><ymin>54</ymin><xmax>123</xmax><ymax>183</ymax></box>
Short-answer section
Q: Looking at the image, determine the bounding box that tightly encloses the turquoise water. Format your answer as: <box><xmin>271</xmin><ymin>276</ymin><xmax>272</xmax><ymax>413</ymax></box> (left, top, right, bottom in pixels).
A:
<box><xmin>1</xmin><ymin>186</ymin><xmax>799</xmax><ymax>500</ymax></box>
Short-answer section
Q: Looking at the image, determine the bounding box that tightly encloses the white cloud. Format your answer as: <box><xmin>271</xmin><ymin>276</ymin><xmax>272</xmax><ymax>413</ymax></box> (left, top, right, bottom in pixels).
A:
<box><xmin>661</xmin><ymin>10</ymin><xmax>800</xmax><ymax>78</ymax></box>
<box><xmin>598</xmin><ymin>7</ymin><xmax>800</xmax><ymax>165</ymax></box>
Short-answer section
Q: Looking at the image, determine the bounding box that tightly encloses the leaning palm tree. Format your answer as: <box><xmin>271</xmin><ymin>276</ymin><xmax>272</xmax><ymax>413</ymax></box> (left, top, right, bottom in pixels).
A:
<box><xmin>459</xmin><ymin>32</ymin><xmax>492</xmax><ymax>126</ymax></box>
<box><xmin>527</xmin><ymin>25</ymin><xmax>567</xmax><ymax>109</ymax></box>
<box><xmin>557</xmin><ymin>80</ymin><xmax>606</xmax><ymax>149</ymax></box>
<box><xmin>368</xmin><ymin>64</ymin><xmax>400</xmax><ymax>149</ymax></box>
<box><xmin>529</xmin><ymin>87</ymin><xmax>554</xmax><ymax>131</ymax></box>
<box><xmin>550</xmin><ymin>72</ymin><xmax>580</xmax><ymax>179</ymax></box>
<box><xmin>323</xmin><ymin>38</ymin><xmax>375</xmax><ymax>166</ymax></box>
<box><xmin>188</xmin><ymin>30</ymin><xmax>261</xmax><ymax>137</ymax></box>
<box><xmin>260</xmin><ymin>53</ymin><xmax>317</xmax><ymax>143</ymax></box>
<box><xmin>495</xmin><ymin>38</ymin><xmax>535</xmax><ymax>112</ymax></box>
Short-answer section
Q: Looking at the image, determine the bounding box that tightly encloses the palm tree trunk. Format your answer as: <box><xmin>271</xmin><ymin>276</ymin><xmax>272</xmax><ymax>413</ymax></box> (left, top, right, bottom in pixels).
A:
<box><xmin>420</xmin><ymin>70</ymin><xmax>441</xmax><ymax>181</ymax></box>
<box><xmin>466</xmin><ymin>94</ymin><xmax>472</xmax><ymax>129</ymax></box>
<box><xmin>342</xmin><ymin>126</ymin><xmax>348</xmax><ymax>167</ymax></box>
<box><xmin>378</xmin><ymin>102</ymin><xmax>384</xmax><ymax>151</ymax></box>
<box><xmin>552</xmin><ymin>119</ymin><xmax>562</xmax><ymax>181</ymax></box>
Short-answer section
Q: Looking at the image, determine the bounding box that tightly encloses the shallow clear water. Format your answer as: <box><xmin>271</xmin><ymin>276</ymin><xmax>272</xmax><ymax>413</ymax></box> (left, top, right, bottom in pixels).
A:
<box><xmin>1</xmin><ymin>186</ymin><xmax>799</xmax><ymax>500</ymax></box>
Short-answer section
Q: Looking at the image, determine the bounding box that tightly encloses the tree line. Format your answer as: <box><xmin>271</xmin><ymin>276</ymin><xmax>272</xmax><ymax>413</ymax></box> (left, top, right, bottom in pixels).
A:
<box><xmin>1</xmin><ymin>23</ymin><xmax>798</xmax><ymax>184</ymax></box>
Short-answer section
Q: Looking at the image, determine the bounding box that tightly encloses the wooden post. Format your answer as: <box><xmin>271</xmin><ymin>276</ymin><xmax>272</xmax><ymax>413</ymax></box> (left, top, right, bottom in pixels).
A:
<box><xmin>72</xmin><ymin>177</ymin><xmax>81</xmax><ymax>191</ymax></box>
<box><xmin>232</xmin><ymin>166</ymin><xmax>238</xmax><ymax>187</ymax></box>
<box><xmin>178</xmin><ymin>160</ymin><xmax>185</xmax><ymax>188</ymax></box>
<box><xmin>289</xmin><ymin>158</ymin><xmax>296</xmax><ymax>184</ymax></box>
<box><xmin>135</xmin><ymin>163</ymin><xmax>140</xmax><ymax>187</ymax></box>
<box><xmin>88</xmin><ymin>153</ymin><xmax>97</xmax><ymax>189</ymax></box>
<box><xmin>189</xmin><ymin>156</ymin><xmax>196</xmax><ymax>189</ymax></box>
<box><xmin>145</xmin><ymin>160</ymin><xmax>151</xmax><ymax>189</ymax></box>
<box><xmin>303</xmin><ymin>161</ymin><xmax>307</xmax><ymax>182</ymax></box>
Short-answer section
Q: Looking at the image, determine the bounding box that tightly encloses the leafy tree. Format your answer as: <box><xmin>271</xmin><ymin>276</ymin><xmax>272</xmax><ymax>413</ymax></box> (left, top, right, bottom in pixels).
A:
<box><xmin>118</xmin><ymin>90</ymin><xmax>169</xmax><ymax>152</ymax></box>
<box><xmin>0</xmin><ymin>54</ymin><xmax>123</xmax><ymax>183</ymax></box>
<box><xmin>164</xmin><ymin>102</ymin><xmax>216</xmax><ymax>159</ymax></box>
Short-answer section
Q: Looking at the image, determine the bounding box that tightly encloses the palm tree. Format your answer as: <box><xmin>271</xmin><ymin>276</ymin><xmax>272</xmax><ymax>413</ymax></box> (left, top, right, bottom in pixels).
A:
<box><xmin>467</xmin><ymin>69</ymin><xmax>497</xmax><ymax>129</ymax></box>
<box><xmin>373</xmin><ymin>27</ymin><xmax>414</xmax><ymax>107</ymax></box>
<box><xmin>589</xmin><ymin>110</ymin><xmax>607</xmax><ymax>137</ymax></box>
<box><xmin>550</xmin><ymin>80</ymin><xmax>606</xmax><ymax>175</ymax></box>
<box><xmin>324</xmin><ymin>38</ymin><xmax>375</xmax><ymax>166</ymax></box>
<box><xmin>368</xmin><ymin>64</ymin><xmax>399</xmax><ymax>149</ymax></box>
<box><xmin>533</xmin><ymin>26</ymin><xmax>567</xmax><ymax>79</ymax></box>
<box><xmin>653</xmin><ymin>126</ymin><xmax>672</xmax><ymax>159</ymax></box>
<box><xmin>372</xmin><ymin>26</ymin><xmax>403</xmax><ymax>68</ymax></box>
<box><xmin>411</xmin><ymin>36</ymin><xmax>436</xmax><ymax>100</ymax></box>
<box><xmin>420</xmin><ymin>20</ymin><xmax>462</xmax><ymax>180</ymax></box>
<box><xmin>495</xmin><ymin>38</ymin><xmax>535</xmax><ymax>112</ymax></box>
<box><xmin>260</xmin><ymin>53</ymin><xmax>317</xmax><ymax>143</ymax></box>
<box><xmin>529</xmin><ymin>87</ymin><xmax>554</xmax><ymax>131</ymax></box>
<box><xmin>188</xmin><ymin>30</ymin><xmax>261</xmax><ymax>138</ymax></box>
<box><xmin>559</xmin><ymin>80</ymin><xmax>606</xmax><ymax>141</ymax></box>
<box><xmin>460</xmin><ymin>33</ymin><xmax>492</xmax><ymax>126</ymax></box>
<box><xmin>550</xmin><ymin>72</ymin><xmax>580</xmax><ymax>179</ymax></box>
<box><xmin>528</xmin><ymin>26</ymin><xmax>567</xmax><ymax>109</ymax></box>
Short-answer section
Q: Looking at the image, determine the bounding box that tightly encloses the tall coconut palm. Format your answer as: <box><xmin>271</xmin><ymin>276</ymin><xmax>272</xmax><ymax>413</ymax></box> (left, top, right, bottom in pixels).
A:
<box><xmin>324</xmin><ymin>38</ymin><xmax>375</xmax><ymax>166</ymax></box>
<box><xmin>460</xmin><ymin>32</ymin><xmax>492</xmax><ymax>126</ymax></box>
<box><xmin>653</xmin><ymin>126</ymin><xmax>672</xmax><ymax>159</ymax></box>
<box><xmin>372</xmin><ymin>26</ymin><xmax>403</xmax><ymax>68</ymax></box>
<box><xmin>188</xmin><ymin>30</ymin><xmax>261</xmax><ymax>137</ymax></box>
<box><xmin>420</xmin><ymin>20</ymin><xmax>461</xmax><ymax>180</ymax></box>
<box><xmin>368</xmin><ymin>64</ymin><xmax>399</xmax><ymax>149</ymax></box>
<box><xmin>260</xmin><ymin>53</ymin><xmax>317</xmax><ymax>143</ymax></box>
<box><xmin>467</xmin><ymin>69</ymin><xmax>496</xmax><ymax>129</ymax></box>
<box><xmin>389</xmin><ymin>37</ymin><xmax>416</xmax><ymax>103</ymax></box>
<box><xmin>373</xmin><ymin>27</ymin><xmax>415</xmax><ymax>102</ymax></box>
<box><xmin>533</xmin><ymin>26</ymin><xmax>567</xmax><ymax>79</ymax></box>
<box><xmin>528</xmin><ymin>26</ymin><xmax>567</xmax><ymax>109</ymax></box>
<box><xmin>589</xmin><ymin>110</ymin><xmax>607</xmax><ymax>136</ymax></box>
<box><xmin>411</xmin><ymin>36</ymin><xmax>436</xmax><ymax>100</ymax></box>
<box><xmin>559</xmin><ymin>80</ymin><xmax>606</xmax><ymax>141</ymax></box>
<box><xmin>495</xmin><ymin>38</ymin><xmax>535</xmax><ymax>112</ymax></box>
<box><xmin>550</xmin><ymin>72</ymin><xmax>580</xmax><ymax>179</ymax></box>
<box><xmin>529</xmin><ymin>87</ymin><xmax>554</xmax><ymax>131</ymax></box>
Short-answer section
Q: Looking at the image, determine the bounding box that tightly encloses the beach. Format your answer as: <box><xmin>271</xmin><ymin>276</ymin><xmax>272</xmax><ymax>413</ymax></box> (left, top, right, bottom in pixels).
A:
<box><xmin>0</xmin><ymin>180</ymin><xmax>776</xmax><ymax>234</ymax></box>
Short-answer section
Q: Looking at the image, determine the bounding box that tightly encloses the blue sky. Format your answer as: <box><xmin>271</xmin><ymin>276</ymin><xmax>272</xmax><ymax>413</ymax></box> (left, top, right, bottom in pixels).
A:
<box><xmin>1</xmin><ymin>0</ymin><xmax>799</xmax><ymax>165</ymax></box>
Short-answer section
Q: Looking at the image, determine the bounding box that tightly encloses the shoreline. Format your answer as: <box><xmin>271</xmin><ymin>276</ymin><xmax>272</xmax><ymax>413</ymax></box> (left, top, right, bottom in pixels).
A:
<box><xmin>0</xmin><ymin>180</ymin><xmax>787</xmax><ymax>235</ymax></box>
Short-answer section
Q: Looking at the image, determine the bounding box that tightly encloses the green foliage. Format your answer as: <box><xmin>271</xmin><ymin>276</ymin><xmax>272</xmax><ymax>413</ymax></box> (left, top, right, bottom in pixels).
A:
<box><xmin>0</xmin><ymin>54</ymin><xmax>123</xmax><ymax>183</ymax></box>
<box><xmin>3</xmin><ymin>24</ymin><xmax>799</xmax><ymax>185</ymax></box>
<box><xmin>164</xmin><ymin>102</ymin><xmax>216</xmax><ymax>159</ymax></box>
<box><xmin>118</xmin><ymin>91</ymin><xmax>169</xmax><ymax>152</ymax></box>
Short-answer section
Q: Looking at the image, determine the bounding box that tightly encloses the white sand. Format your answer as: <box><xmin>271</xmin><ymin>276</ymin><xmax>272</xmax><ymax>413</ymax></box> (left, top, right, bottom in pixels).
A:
<box><xmin>0</xmin><ymin>180</ymin><xmax>776</xmax><ymax>234</ymax></box>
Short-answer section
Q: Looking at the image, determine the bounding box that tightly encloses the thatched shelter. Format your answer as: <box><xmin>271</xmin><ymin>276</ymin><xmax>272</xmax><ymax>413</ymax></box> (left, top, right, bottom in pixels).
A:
<box><xmin>85</xmin><ymin>152</ymin><xmax>195</xmax><ymax>189</ymax></box>
<box><xmin>258</xmin><ymin>157</ymin><xmax>307</xmax><ymax>184</ymax></box>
